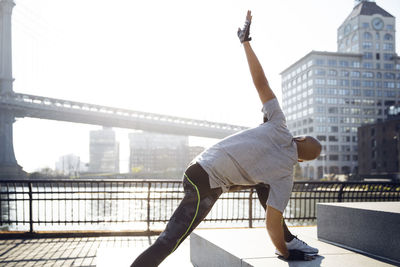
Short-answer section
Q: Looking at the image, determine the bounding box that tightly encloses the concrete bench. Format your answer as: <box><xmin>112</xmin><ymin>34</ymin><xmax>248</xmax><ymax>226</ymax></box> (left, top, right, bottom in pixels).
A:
<box><xmin>317</xmin><ymin>201</ymin><xmax>400</xmax><ymax>264</ymax></box>
<box><xmin>190</xmin><ymin>227</ymin><xmax>395</xmax><ymax>266</ymax></box>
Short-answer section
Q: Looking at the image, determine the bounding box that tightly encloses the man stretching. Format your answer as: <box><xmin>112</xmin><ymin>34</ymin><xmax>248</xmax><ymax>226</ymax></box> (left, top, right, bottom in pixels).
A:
<box><xmin>131</xmin><ymin>10</ymin><xmax>321</xmax><ymax>267</ymax></box>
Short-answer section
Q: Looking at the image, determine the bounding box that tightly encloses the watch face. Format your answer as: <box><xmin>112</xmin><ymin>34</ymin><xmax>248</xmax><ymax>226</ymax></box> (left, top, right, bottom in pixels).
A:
<box><xmin>372</xmin><ymin>18</ymin><xmax>384</xmax><ymax>30</ymax></box>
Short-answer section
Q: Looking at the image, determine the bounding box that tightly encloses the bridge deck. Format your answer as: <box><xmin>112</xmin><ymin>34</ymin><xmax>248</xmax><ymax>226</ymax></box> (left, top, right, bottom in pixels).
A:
<box><xmin>0</xmin><ymin>93</ymin><xmax>248</xmax><ymax>138</ymax></box>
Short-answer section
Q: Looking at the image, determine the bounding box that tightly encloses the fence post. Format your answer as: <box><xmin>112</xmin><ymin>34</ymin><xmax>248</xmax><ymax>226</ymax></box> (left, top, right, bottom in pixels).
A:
<box><xmin>28</xmin><ymin>182</ymin><xmax>33</xmax><ymax>233</ymax></box>
<box><xmin>248</xmin><ymin>189</ymin><xmax>253</xmax><ymax>228</ymax></box>
<box><xmin>147</xmin><ymin>182</ymin><xmax>151</xmax><ymax>232</ymax></box>
<box><xmin>338</xmin><ymin>183</ymin><xmax>345</xmax><ymax>203</ymax></box>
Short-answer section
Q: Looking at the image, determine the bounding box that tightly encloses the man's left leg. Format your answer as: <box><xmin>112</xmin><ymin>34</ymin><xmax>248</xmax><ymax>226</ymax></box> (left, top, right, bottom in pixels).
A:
<box><xmin>131</xmin><ymin>163</ymin><xmax>221</xmax><ymax>267</ymax></box>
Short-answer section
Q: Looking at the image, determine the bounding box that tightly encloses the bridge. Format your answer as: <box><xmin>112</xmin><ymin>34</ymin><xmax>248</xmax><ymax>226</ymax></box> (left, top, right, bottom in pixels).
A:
<box><xmin>0</xmin><ymin>93</ymin><xmax>247</xmax><ymax>138</ymax></box>
<box><xmin>0</xmin><ymin>0</ymin><xmax>247</xmax><ymax>177</ymax></box>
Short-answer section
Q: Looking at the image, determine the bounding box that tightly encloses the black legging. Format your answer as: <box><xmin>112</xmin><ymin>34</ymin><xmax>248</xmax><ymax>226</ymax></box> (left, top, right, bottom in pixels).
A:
<box><xmin>131</xmin><ymin>164</ymin><xmax>282</xmax><ymax>267</ymax></box>
<box><xmin>131</xmin><ymin>163</ymin><xmax>222</xmax><ymax>267</ymax></box>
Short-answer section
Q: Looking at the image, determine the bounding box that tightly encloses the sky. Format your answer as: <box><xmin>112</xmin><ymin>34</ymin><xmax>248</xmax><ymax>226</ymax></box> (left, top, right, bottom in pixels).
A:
<box><xmin>10</xmin><ymin>0</ymin><xmax>400</xmax><ymax>172</ymax></box>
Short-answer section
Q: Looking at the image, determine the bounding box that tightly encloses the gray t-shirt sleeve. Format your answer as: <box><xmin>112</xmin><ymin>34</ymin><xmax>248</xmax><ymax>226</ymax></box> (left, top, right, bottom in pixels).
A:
<box><xmin>262</xmin><ymin>98</ymin><xmax>286</xmax><ymax>124</ymax></box>
<box><xmin>266</xmin><ymin>175</ymin><xmax>293</xmax><ymax>213</ymax></box>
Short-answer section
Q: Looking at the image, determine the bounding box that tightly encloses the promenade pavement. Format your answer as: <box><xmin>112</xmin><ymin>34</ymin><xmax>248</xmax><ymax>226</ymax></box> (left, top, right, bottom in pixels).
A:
<box><xmin>0</xmin><ymin>226</ymin><xmax>396</xmax><ymax>266</ymax></box>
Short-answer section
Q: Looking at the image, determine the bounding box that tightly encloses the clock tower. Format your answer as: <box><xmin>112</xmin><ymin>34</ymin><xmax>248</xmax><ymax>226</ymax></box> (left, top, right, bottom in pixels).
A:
<box><xmin>281</xmin><ymin>1</ymin><xmax>399</xmax><ymax>179</ymax></box>
<box><xmin>337</xmin><ymin>0</ymin><xmax>395</xmax><ymax>55</ymax></box>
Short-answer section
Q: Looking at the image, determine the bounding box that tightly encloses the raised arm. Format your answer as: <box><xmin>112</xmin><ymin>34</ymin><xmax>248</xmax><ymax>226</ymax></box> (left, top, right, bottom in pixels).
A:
<box><xmin>238</xmin><ymin>11</ymin><xmax>276</xmax><ymax>104</ymax></box>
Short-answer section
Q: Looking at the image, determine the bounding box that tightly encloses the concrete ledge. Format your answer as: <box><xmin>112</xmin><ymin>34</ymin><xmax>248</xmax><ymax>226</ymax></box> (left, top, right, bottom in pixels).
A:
<box><xmin>317</xmin><ymin>201</ymin><xmax>400</xmax><ymax>264</ymax></box>
<box><xmin>190</xmin><ymin>233</ymin><xmax>241</xmax><ymax>267</ymax></box>
<box><xmin>190</xmin><ymin>227</ymin><xmax>395</xmax><ymax>267</ymax></box>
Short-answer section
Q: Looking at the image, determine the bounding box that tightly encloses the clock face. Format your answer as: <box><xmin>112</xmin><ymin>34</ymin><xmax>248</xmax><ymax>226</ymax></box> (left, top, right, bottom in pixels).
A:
<box><xmin>372</xmin><ymin>18</ymin><xmax>384</xmax><ymax>30</ymax></box>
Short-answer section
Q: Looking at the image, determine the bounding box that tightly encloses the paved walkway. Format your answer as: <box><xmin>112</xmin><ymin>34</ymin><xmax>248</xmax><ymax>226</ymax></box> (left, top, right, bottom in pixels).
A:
<box><xmin>0</xmin><ymin>235</ymin><xmax>191</xmax><ymax>266</ymax></box>
<box><xmin>1</xmin><ymin>226</ymin><xmax>396</xmax><ymax>266</ymax></box>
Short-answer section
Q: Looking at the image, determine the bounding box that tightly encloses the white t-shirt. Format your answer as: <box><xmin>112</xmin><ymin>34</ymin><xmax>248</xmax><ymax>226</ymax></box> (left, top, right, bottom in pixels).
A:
<box><xmin>195</xmin><ymin>98</ymin><xmax>297</xmax><ymax>212</ymax></box>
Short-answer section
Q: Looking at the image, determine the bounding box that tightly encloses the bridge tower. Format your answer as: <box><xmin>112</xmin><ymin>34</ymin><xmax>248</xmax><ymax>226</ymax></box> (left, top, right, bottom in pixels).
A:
<box><xmin>0</xmin><ymin>0</ymin><xmax>24</xmax><ymax>178</ymax></box>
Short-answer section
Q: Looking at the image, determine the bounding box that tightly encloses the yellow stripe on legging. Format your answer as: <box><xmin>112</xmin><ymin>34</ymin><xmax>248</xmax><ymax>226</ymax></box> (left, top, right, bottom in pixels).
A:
<box><xmin>170</xmin><ymin>173</ymin><xmax>200</xmax><ymax>254</ymax></box>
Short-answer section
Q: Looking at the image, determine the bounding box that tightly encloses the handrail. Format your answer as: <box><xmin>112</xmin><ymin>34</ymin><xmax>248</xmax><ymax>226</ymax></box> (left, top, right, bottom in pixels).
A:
<box><xmin>0</xmin><ymin>180</ymin><xmax>398</xmax><ymax>234</ymax></box>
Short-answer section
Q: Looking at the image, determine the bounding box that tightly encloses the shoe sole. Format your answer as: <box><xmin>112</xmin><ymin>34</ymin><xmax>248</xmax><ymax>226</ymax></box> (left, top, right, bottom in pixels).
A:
<box><xmin>275</xmin><ymin>252</ymin><xmax>319</xmax><ymax>257</ymax></box>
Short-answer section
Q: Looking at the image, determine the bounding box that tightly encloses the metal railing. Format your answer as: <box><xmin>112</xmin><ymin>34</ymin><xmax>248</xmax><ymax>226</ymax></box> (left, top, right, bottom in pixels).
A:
<box><xmin>0</xmin><ymin>180</ymin><xmax>399</xmax><ymax>234</ymax></box>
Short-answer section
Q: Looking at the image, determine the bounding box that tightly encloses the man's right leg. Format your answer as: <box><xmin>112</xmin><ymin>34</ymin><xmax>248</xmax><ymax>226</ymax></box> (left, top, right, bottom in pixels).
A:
<box><xmin>131</xmin><ymin>163</ymin><xmax>221</xmax><ymax>267</ymax></box>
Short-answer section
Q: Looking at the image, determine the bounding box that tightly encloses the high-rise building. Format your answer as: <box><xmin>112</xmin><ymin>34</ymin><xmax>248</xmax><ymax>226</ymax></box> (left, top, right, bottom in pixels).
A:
<box><xmin>281</xmin><ymin>0</ymin><xmax>399</xmax><ymax>179</ymax></box>
<box><xmin>55</xmin><ymin>154</ymin><xmax>88</xmax><ymax>176</ymax></box>
<box><xmin>129</xmin><ymin>131</ymin><xmax>190</xmax><ymax>174</ymax></box>
<box><xmin>89</xmin><ymin>127</ymin><xmax>119</xmax><ymax>173</ymax></box>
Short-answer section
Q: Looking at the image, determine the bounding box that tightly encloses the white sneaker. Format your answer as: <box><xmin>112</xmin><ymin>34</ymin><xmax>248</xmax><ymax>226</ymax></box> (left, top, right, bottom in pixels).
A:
<box><xmin>275</xmin><ymin>236</ymin><xmax>319</xmax><ymax>256</ymax></box>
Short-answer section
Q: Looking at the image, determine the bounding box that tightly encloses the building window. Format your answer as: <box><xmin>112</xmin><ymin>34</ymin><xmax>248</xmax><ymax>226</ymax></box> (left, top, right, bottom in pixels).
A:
<box><xmin>386</xmin><ymin>24</ymin><xmax>394</xmax><ymax>31</ymax></box>
<box><xmin>363</xmin><ymin>32</ymin><xmax>372</xmax><ymax>40</ymax></box>
<box><xmin>328</xmin><ymin>60</ymin><xmax>337</xmax><ymax>66</ymax></box>
<box><xmin>329</xmin><ymin>136</ymin><xmax>338</xmax><ymax>142</ymax></box>
<box><xmin>351</xmin><ymin>80</ymin><xmax>361</xmax><ymax>87</ymax></box>
<box><xmin>316</xmin><ymin>106</ymin><xmax>325</xmax><ymax>113</ymax></box>
<box><xmin>328</xmin><ymin>69</ymin><xmax>337</xmax><ymax>76</ymax></box>
<box><xmin>383</xmin><ymin>53</ymin><xmax>394</xmax><ymax>61</ymax></box>
<box><xmin>339</xmin><ymin>79</ymin><xmax>349</xmax><ymax>86</ymax></box>
<box><xmin>362</xmin><ymin>42</ymin><xmax>372</xmax><ymax>49</ymax></box>
<box><xmin>362</xmin><ymin>22</ymin><xmax>369</xmax><ymax>29</ymax></box>
<box><xmin>363</xmin><ymin>52</ymin><xmax>373</xmax><ymax>59</ymax></box>
<box><xmin>383</xmin><ymin>43</ymin><xmax>394</xmax><ymax>51</ymax></box>
<box><xmin>351</xmin><ymin>34</ymin><xmax>358</xmax><ymax>42</ymax></box>
<box><xmin>315</xmin><ymin>88</ymin><xmax>325</xmax><ymax>95</ymax></box>
<box><xmin>329</xmin><ymin>155</ymin><xmax>339</xmax><ymax>161</ymax></box>
<box><xmin>384</xmin><ymin>72</ymin><xmax>395</xmax><ymax>79</ymax></box>
<box><xmin>352</xmin><ymin>89</ymin><xmax>361</xmax><ymax>96</ymax></box>
<box><xmin>329</xmin><ymin>145</ymin><xmax>339</xmax><ymax>152</ymax></box>
<box><xmin>384</xmin><ymin>64</ymin><xmax>394</xmax><ymax>70</ymax></box>
<box><xmin>362</xmin><ymin>81</ymin><xmax>374</xmax><ymax>88</ymax></box>
<box><xmin>363</xmin><ymin>89</ymin><xmax>375</xmax><ymax>97</ymax></box>
<box><xmin>315</xmin><ymin>59</ymin><xmax>324</xmax><ymax>65</ymax></box>
<box><xmin>351</xmin><ymin>61</ymin><xmax>360</xmax><ymax>68</ymax></box>
<box><xmin>362</xmin><ymin>72</ymin><xmax>374</xmax><ymax>78</ymax></box>
<box><xmin>383</xmin><ymin>82</ymin><xmax>395</xmax><ymax>88</ymax></box>
<box><xmin>314</xmin><ymin>69</ymin><xmax>326</xmax><ymax>76</ymax></box>
<box><xmin>350</xmin><ymin>71</ymin><xmax>360</xmax><ymax>77</ymax></box>
<box><xmin>328</xmin><ymin>107</ymin><xmax>338</xmax><ymax>114</ymax></box>
<box><xmin>317</xmin><ymin>135</ymin><xmax>326</xmax><ymax>141</ymax></box>
<box><xmin>339</xmin><ymin>60</ymin><xmax>349</xmax><ymax>67</ymax></box>
<box><xmin>363</xmin><ymin>62</ymin><xmax>373</xmax><ymax>69</ymax></box>
<box><xmin>342</xmin><ymin>136</ymin><xmax>351</xmax><ymax>142</ymax></box>
<box><xmin>327</xmin><ymin>79</ymin><xmax>337</xmax><ymax>85</ymax></box>
<box><xmin>384</xmin><ymin>34</ymin><xmax>393</xmax><ymax>41</ymax></box>
<box><xmin>340</xmin><ymin>70</ymin><xmax>349</xmax><ymax>77</ymax></box>
<box><xmin>341</xmin><ymin>145</ymin><xmax>351</xmax><ymax>152</ymax></box>
<box><xmin>384</xmin><ymin>90</ymin><xmax>396</xmax><ymax>97</ymax></box>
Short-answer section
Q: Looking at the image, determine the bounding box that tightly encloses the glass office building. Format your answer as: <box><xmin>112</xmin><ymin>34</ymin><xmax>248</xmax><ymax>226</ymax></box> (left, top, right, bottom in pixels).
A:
<box><xmin>281</xmin><ymin>0</ymin><xmax>399</xmax><ymax>179</ymax></box>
